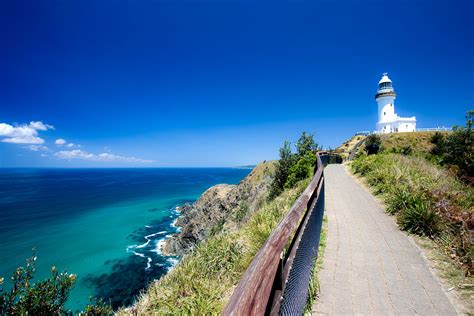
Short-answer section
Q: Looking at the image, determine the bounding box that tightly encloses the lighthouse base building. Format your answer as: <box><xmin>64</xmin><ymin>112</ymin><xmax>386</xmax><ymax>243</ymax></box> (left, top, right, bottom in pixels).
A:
<box><xmin>375</xmin><ymin>73</ymin><xmax>416</xmax><ymax>133</ymax></box>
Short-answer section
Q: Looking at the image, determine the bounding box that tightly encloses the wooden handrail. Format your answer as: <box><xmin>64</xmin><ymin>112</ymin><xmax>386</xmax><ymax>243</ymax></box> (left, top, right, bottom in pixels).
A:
<box><xmin>222</xmin><ymin>154</ymin><xmax>325</xmax><ymax>315</ymax></box>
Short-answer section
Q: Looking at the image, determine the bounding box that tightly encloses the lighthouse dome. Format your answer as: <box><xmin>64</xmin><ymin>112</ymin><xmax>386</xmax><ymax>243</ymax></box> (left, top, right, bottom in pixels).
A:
<box><xmin>378</xmin><ymin>73</ymin><xmax>392</xmax><ymax>84</ymax></box>
<box><xmin>375</xmin><ymin>73</ymin><xmax>396</xmax><ymax>99</ymax></box>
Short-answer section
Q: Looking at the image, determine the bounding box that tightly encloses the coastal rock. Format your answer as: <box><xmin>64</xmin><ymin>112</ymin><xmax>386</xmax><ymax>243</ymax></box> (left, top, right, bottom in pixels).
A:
<box><xmin>162</xmin><ymin>161</ymin><xmax>275</xmax><ymax>256</ymax></box>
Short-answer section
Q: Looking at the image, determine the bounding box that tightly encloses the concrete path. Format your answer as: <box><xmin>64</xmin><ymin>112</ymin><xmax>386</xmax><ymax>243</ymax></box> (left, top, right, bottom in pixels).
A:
<box><xmin>312</xmin><ymin>164</ymin><xmax>457</xmax><ymax>315</ymax></box>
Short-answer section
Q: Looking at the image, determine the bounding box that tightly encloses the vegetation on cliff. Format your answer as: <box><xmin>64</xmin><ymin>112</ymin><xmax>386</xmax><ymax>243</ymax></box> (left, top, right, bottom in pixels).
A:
<box><xmin>122</xmin><ymin>177</ymin><xmax>309</xmax><ymax>314</ymax></box>
<box><xmin>120</xmin><ymin>131</ymin><xmax>319</xmax><ymax>314</ymax></box>
<box><xmin>163</xmin><ymin>161</ymin><xmax>276</xmax><ymax>256</ymax></box>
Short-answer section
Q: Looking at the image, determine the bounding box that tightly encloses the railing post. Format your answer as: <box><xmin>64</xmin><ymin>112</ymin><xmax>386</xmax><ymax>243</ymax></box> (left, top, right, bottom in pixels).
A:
<box><xmin>268</xmin><ymin>253</ymin><xmax>284</xmax><ymax>315</ymax></box>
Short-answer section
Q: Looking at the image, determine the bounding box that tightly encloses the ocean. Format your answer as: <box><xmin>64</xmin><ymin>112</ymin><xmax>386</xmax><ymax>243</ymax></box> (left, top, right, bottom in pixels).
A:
<box><xmin>0</xmin><ymin>168</ymin><xmax>250</xmax><ymax>312</ymax></box>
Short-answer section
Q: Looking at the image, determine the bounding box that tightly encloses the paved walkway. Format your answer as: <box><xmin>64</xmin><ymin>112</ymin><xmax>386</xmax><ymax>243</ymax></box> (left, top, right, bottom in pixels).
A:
<box><xmin>312</xmin><ymin>164</ymin><xmax>457</xmax><ymax>315</ymax></box>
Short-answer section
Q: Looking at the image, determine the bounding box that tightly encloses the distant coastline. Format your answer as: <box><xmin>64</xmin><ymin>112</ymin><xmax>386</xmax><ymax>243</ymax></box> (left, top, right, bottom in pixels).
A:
<box><xmin>233</xmin><ymin>165</ymin><xmax>257</xmax><ymax>169</ymax></box>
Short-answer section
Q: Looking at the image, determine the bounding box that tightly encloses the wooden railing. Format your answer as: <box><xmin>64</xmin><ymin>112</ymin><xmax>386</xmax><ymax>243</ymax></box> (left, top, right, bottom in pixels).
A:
<box><xmin>223</xmin><ymin>153</ymin><xmax>331</xmax><ymax>315</ymax></box>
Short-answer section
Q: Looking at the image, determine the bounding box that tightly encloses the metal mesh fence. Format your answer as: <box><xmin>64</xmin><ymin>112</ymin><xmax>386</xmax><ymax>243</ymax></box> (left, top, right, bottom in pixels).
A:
<box><xmin>279</xmin><ymin>181</ymin><xmax>325</xmax><ymax>315</ymax></box>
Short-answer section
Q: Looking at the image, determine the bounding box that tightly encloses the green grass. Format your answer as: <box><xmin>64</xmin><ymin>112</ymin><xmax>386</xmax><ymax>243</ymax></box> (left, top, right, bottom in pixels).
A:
<box><xmin>351</xmin><ymin>152</ymin><xmax>474</xmax><ymax>272</ymax></box>
<box><xmin>335</xmin><ymin>135</ymin><xmax>366</xmax><ymax>159</ymax></box>
<box><xmin>118</xmin><ymin>179</ymin><xmax>310</xmax><ymax>315</ymax></box>
<box><xmin>380</xmin><ymin>131</ymin><xmax>450</xmax><ymax>156</ymax></box>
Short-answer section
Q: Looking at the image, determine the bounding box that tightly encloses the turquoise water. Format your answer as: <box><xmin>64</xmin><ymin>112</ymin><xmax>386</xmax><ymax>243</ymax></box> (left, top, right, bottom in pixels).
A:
<box><xmin>0</xmin><ymin>168</ymin><xmax>249</xmax><ymax>312</ymax></box>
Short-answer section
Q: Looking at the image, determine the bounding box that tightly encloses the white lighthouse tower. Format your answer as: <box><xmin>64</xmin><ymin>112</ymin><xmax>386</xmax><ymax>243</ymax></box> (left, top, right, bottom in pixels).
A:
<box><xmin>375</xmin><ymin>73</ymin><xmax>416</xmax><ymax>133</ymax></box>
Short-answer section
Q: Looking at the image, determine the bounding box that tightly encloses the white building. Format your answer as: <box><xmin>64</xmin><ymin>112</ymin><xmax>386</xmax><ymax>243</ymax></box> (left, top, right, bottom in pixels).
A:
<box><xmin>375</xmin><ymin>73</ymin><xmax>416</xmax><ymax>133</ymax></box>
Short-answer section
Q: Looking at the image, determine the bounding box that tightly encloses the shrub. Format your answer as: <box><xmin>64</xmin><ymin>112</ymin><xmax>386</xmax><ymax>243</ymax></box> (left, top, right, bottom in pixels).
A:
<box><xmin>0</xmin><ymin>254</ymin><xmax>75</xmax><ymax>315</ymax></box>
<box><xmin>269</xmin><ymin>132</ymin><xmax>319</xmax><ymax>199</ymax></box>
<box><xmin>233</xmin><ymin>201</ymin><xmax>249</xmax><ymax>222</ymax></box>
<box><xmin>443</xmin><ymin>127</ymin><xmax>474</xmax><ymax>182</ymax></box>
<box><xmin>365</xmin><ymin>134</ymin><xmax>382</xmax><ymax>155</ymax></box>
<box><xmin>430</xmin><ymin>132</ymin><xmax>445</xmax><ymax>154</ymax></box>
<box><xmin>0</xmin><ymin>253</ymin><xmax>112</xmax><ymax>316</ymax></box>
<box><xmin>82</xmin><ymin>299</ymin><xmax>113</xmax><ymax>315</ymax></box>
<box><xmin>396</xmin><ymin>194</ymin><xmax>441</xmax><ymax>236</ymax></box>
<box><xmin>386</xmin><ymin>187</ymin><xmax>412</xmax><ymax>215</ymax></box>
<box><xmin>430</xmin><ymin>112</ymin><xmax>474</xmax><ymax>183</ymax></box>
<box><xmin>284</xmin><ymin>152</ymin><xmax>316</xmax><ymax>189</ymax></box>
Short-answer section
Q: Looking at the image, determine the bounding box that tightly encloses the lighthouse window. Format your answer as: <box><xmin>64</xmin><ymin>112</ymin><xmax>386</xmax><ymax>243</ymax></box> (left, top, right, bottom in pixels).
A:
<box><xmin>384</xmin><ymin>112</ymin><xmax>386</xmax><ymax>115</ymax></box>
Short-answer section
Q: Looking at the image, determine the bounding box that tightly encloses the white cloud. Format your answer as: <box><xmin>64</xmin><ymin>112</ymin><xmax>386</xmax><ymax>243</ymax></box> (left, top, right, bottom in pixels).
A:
<box><xmin>0</xmin><ymin>121</ymin><xmax>54</xmax><ymax>144</ymax></box>
<box><xmin>28</xmin><ymin>145</ymin><xmax>49</xmax><ymax>151</ymax></box>
<box><xmin>40</xmin><ymin>153</ymin><xmax>49</xmax><ymax>157</ymax></box>
<box><xmin>54</xmin><ymin>149</ymin><xmax>154</xmax><ymax>163</ymax></box>
<box><xmin>29</xmin><ymin>121</ymin><xmax>54</xmax><ymax>131</ymax></box>
<box><xmin>55</xmin><ymin>138</ymin><xmax>66</xmax><ymax>145</ymax></box>
<box><xmin>55</xmin><ymin>139</ymin><xmax>80</xmax><ymax>148</ymax></box>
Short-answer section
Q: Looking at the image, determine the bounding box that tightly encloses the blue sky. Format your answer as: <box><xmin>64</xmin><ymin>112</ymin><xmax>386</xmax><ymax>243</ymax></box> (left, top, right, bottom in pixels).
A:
<box><xmin>1</xmin><ymin>0</ymin><xmax>473</xmax><ymax>167</ymax></box>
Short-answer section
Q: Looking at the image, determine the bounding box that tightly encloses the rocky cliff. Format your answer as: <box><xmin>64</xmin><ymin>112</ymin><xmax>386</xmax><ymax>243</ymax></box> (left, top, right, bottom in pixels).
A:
<box><xmin>162</xmin><ymin>161</ymin><xmax>275</xmax><ymax>256</ymax></box>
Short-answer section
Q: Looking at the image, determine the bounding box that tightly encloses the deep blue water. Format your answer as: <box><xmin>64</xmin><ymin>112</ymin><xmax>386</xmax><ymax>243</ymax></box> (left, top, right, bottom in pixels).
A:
<box><xmin>0</xmin><ymin>168</ymin><xmax>249</xmax><ymax>311</ymax></box>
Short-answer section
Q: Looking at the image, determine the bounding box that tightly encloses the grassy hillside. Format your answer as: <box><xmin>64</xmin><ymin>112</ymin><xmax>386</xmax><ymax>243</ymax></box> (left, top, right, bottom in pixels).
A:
<box><xmin>335</xmin><ymin>135</ymin><xmax>366</xmax><ymax>159</ymax></box>
<box><xmin>118</xmin><ymin>167</ymin><xmax>310</xmax><ymax>314</ymax></box>
<box><xmin>380</xmin><ymin>131</ymin><xmax>450</xmax><ymax>155</ymax></box>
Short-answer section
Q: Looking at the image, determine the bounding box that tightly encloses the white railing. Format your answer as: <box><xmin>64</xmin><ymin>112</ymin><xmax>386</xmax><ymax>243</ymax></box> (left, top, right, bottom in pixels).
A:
<box><xmin>416</xmin><ymin>127</ymin><xmax>451</xmax><ymax>132</ymax></box>
<box><xmin>355</xmin><ymin>127</ymin><xmax>451</xmax><ymax>137</ymax></box>
<box><xmin>355</xmin><ymin>131</ymin><xmax>371</xmax><ymax>136</ymax></box>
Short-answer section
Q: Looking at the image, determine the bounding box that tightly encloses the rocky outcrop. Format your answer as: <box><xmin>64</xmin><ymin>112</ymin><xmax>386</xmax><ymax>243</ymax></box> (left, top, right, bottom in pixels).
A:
<box><xmin>162</xmin><ymin>161</ymin><xmax>275</xmax><ymax>256</ymax></box>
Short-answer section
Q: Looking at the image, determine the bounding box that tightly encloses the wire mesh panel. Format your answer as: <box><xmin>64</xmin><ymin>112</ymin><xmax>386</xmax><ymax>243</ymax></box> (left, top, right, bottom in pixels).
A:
<box><xmin>279</xmin><ymin>181</ymin><xmax>325</xmax><ymax>315</ymax></box>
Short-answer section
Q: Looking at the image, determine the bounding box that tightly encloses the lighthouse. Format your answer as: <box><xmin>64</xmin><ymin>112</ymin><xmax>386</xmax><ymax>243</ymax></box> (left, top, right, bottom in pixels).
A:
<box><xmin>375</xmin><ymin>73</ymin><xmax>416</xmax><ymax>133</ymax></box>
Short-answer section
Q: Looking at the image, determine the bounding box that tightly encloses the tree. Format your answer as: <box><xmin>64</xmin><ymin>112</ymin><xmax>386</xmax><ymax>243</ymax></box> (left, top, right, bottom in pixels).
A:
<box><xmin>269</xmin><ymin>141</ymin><xmax>296</xmax><ymax>199</ymax></box>
<box><xmin>284</xmin><ymin>152</ymin><xmax>316</xmax><ymax>189</ymax></box>
<box><xmin>466</xmin><ymin>110</ymin><xmax>474</xmax><ymax>130</ymax></box>
<box><xmin>268</xmin><ymin>132</ymin><xmax>320</xmax><ymax>200</ymax></box>
<box><xmin>295</xmin><ymin>132</ymin><xmax>318</xmax><ymax>157</ymax></box>
<box><xmin>365</xmin><ymin>134</ymin><xmax>382</xmax><ymax>155</ymax></box>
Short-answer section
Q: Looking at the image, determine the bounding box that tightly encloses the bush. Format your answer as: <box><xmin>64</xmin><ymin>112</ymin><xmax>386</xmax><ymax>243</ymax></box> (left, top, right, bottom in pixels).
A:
<box><xmin>365</xmin><ymin>134</ymin><xmax>382</xmax><ymax>155</ymax></box>
<box><xmin>82</xmin><ymin>299</ymin><xmax>113</xmax><ymax>316</ymax></box>
<box><xmin>284</xmin><ymin>152</ymin><xmax>316</xmax><ymax>189</ymax></box>
<box><xmin>0</xmin><ymin>254</ymin><xmax>75</xmax><ymax>315</ymax></box>
<box><xmin>269</xmin><ymin>132</ymin><xmax>319</xmax><ymax>199</ymax></box>
<box><xmin>430</xmin><ymin>132</ymin><xmax>445</xmax><ymax>155</ymax></box>
<box><xmin>0</xmin><ymin>253</ymin><xmax>112</xmax><ymax>316</ymax></box>
<box><xmin>396</xmin><ymin>194</ymin><xmax>440</xmax><ymax>236</ymax></box>
<box><xmin>430</xmin><ymin>112</ymin><xmax>474</xmax><ymax>183</ymax></box>
<box><xmin>233</xmin><ymin>201</ymin><xmax>249</xmax><ymax>222</ymax></box>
